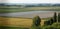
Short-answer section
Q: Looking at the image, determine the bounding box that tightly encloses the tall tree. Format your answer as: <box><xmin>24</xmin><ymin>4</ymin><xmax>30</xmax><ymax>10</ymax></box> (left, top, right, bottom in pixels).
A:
<box><xmin>53</xmin><ymin>12</ymin><xmax>57</xmax><ymax>22</ymax></box>
<box><xmin>58</xmin><ymin>13</ymin><xmax>60</xmax><ymax>22</ymax></box>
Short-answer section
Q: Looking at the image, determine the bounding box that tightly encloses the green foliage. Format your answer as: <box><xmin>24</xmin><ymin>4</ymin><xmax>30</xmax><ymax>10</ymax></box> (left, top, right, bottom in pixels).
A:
<box><xmin>44</xmin><ymin>21</ymin><xmax>50</xmax><ymax>25</ymax></box>
<box><xmin>30</xmin><ymin>26</ymin><xmax>41</xmax><ymax>29</ymax></box>
<box><xmin>44</xmin><ymin>18</ymin><xmax>53</xmax><ymax>26</ymax></box>
<box><xmin>43</xmin><ymin>23</ymin><xmax>60</xmax><ymax>29</ymax></box>
<box><xmin>50</xmin><ymin>18</ymin><xmax>54</xmax><ymax>25</ymax></box>
<box><xmin>33</xmin><ymin>16</ymin><xmax>41</xmax><ymax>26</ymax></box>
<box><xmin>31</xmin><ymin>16</ymin><xmax>41</xmax><ymax>29</ymax></box>
<box><xmin>53</xmin><ymin>12</ymin><xmax>57</xmax><ymax>22</ymax></box>
<box><xmin>42</xmin><ymin>25</ymin><xmax>53</xmax><ymax>29</ymax></box>
<box><xmin>58</xmin><ymin>13</ymin><xmax>60</xmax><ymax>22</ymax></box>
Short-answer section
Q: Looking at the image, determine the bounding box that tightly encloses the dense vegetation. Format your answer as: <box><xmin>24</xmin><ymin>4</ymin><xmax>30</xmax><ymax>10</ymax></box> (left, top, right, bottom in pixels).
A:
<box><xmin>31</xmin><ymin>12</ymin><xmax>60</xmax><ymax>29</ymax></box>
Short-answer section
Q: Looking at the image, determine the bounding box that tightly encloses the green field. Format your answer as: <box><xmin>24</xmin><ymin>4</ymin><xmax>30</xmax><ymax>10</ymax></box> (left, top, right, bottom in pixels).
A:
<box><xmin>0</xmin><ymin>7</ymin><xmax>60</xmax><ymax>13</ymax></box>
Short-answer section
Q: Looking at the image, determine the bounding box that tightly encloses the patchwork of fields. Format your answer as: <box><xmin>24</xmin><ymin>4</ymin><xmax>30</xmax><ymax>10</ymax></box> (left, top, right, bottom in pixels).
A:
<box><xmin>0</xmin><ymin>6</ymin><xmax>60</xmax><ymax>29</ymax></box>
<box><xmin>0</xmin><ymin>7</ymin><xmax>60</xmax><ymax>13</ymax></box>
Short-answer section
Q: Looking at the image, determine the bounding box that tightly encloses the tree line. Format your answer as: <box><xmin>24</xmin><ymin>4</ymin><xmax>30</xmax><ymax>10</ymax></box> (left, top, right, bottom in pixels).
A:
<box><xmin>31</xmin><ymin>12</ymin><xmax>60</xmax><ymax>29</ymax></box>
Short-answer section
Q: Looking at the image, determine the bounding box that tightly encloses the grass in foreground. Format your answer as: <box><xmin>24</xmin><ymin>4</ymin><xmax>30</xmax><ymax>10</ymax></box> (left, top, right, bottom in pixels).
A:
<box><xmin>0</xmin><ymin>26</ymin><xmax>29</xmax><ymax>29</ymax></box>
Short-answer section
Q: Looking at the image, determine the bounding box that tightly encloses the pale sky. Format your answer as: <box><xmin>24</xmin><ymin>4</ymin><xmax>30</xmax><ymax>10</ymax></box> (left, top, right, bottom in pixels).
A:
<box><xmin>0</xmin><ymin>0</ymin><xmax>60</xmax><ymax>3</ymax></box>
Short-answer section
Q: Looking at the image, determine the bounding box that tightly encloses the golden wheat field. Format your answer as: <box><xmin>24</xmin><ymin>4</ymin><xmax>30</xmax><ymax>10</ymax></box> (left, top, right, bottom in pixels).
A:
<box><xmin>0</xmin><ymin>17</ymin><xmax>45</xmax><ymax>28</ymax></box>
<box><xmin>0</xmin><ymin>17</ymin><xmax>32</xmax><ymax>27</ymax></box>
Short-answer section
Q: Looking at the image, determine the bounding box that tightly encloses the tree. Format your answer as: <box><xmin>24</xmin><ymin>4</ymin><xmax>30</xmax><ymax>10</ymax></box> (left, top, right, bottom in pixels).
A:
<box><xmin>58</xmin><ymin>13</ymin><xmax>60</xmax><ymax>22</ymax></box>
<box><xmin>53</xmin><ymin>12</ymin><xmax>57</xmax><ymax>22</ymax></box>
<box><xmin>30</xmin><ymin>16</ymin><xmax>41</xmax><ymax>29</ymax></box>
<box><xmin>33</xmin><ymin>16</ymin><xmax>41</xmax><ymax>26</ymax></box>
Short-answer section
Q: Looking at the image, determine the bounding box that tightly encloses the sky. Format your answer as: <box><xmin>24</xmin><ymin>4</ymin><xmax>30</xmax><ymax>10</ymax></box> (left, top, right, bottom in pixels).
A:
<box><xmin>0</xmin><ymin>0</ymin><xmax>60</xmax><ymax>3</ymax></box>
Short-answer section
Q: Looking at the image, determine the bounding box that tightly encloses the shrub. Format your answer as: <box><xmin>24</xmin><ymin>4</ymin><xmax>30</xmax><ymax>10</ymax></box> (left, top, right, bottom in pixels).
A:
<box><xmin>43</xmin><ymin>23</ymin><xmax>60</xmax><ymax>29</ymax></box>
<box><xmin>44</xmin><ymin>20</ymin><xmax>50</xmax><ymax>25</ymax></box>
<box><xmin>50</xmin><ymin>18</ymin><xmax>54</xmax><ymax>25</ymax></box>
<box><xmin>44</xmin><ymin>18</ymin><xmax>54</xmax><ymax>26</ymax></box>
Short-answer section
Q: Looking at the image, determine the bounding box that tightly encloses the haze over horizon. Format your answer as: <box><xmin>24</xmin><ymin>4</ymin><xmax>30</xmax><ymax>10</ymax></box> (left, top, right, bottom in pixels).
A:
<box><xmin>0</xmin><ymin>0</ymin><xmax>60</xmax><ymax>4</ymax></box>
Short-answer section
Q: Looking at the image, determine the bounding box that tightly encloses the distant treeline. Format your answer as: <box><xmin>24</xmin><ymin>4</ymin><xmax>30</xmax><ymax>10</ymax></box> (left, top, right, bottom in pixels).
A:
<box><xmin>25</xmin><ymin>4</ymin><xmax>60</xmax><ymax>7</ymax></box>
<box><xmin>0</xmin><ymin>4</ymin><xmax>60</xmax><ymax>7</ymax></box>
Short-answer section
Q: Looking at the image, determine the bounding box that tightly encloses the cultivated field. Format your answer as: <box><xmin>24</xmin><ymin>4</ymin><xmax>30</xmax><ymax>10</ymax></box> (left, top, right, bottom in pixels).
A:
<box><xmin>0</xmin><ymin>17</ymin><xmax>32</xmax><ymax>28</ymax></box>
<box><xmin>0</xmin><ymin>16</ymin><xmax>59</xmax><ymax>29</ymax></box>
<box><xmin>0</xmin><ymin>17</ymin><xmax>48</xmax><ymax>28</ymax></box>
<box><xmin>0</xmin><ymin>7</ymin><xmax>60</xmax><ymax>13</ymax></box>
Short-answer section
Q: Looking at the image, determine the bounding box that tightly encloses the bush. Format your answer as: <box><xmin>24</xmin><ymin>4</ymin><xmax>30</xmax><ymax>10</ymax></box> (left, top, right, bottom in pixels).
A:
<box><xmin>44</xmin><ymin>21</ymin><xmax>51</xmax><ymax>25</ymax></box>
<box><xmin>50</xmin><ymin>18</ymin><xmax>54</xmax><ymax>25</ymax></box>
<box><xmin>44</xmin><ymin>18</ymin><xmax>53</xmax><ymax>26</ymax></box>
<box><xmin>43</xmin><ymin>23</ymin><xmax>60</xmax><ymax>29</ymax></box>
<box><xmin>43</xmin><ymin>26</ymin><xmax>54</xmax><ymax>29</ymax></box>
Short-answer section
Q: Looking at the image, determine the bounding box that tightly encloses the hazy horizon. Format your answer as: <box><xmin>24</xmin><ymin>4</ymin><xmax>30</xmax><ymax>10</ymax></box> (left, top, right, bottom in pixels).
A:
<box><xmin>0</xmin><ymin>0</ymin><xmax>60</xmax><ymax>4</ymax></box>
